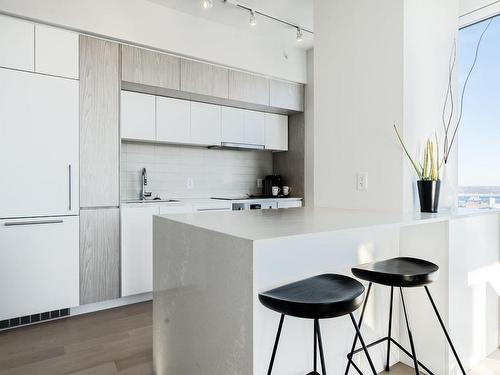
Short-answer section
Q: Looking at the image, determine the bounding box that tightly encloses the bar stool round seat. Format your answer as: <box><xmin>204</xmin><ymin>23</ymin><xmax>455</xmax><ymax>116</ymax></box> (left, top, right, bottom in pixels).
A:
<box><xmin>259</xmin><ymin>273</ymin><xmax>377</xmax><ymax>375</ymax></box>
<box><xmin>351</xmin><ymin>256</ymin><xmax>439</xmax><ymax>288</ymax></box>
<box><xmin>346</xmin><ymin>256</ymin><xmax>466</xmax><ymax>375</ymax></box>
<box><xmin>259</xmin><ymin>274</ymin><xmax>365</xmax><ymax>319</ymax></box>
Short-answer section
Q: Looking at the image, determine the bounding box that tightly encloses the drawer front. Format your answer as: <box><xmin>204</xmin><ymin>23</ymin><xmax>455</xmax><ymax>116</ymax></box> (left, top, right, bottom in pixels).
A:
<box><xmin>0</xmin><ymin>216</ymin><xmax>79</xmax><ymax>320</ymax></box>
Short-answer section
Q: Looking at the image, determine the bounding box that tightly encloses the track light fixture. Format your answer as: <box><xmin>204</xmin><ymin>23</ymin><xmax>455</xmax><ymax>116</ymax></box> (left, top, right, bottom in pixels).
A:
<box><xmin>201</xmin><ymin>0</ymin><xmax>213</xmax><ymax>9</ymax></box>
<box><xmin>249</xmin><ymin>10</ymin><xmax>257</xmax><ymax>26</ymax></box>
<box><xmin>296</xmin><ymin>27</ymin><xmax>303</xmax><ymax>42</ymax></box>
<box><xmin>221</xmin><ymin>0</ymin><xmax>314</xmax><ymax>42</ymax></box>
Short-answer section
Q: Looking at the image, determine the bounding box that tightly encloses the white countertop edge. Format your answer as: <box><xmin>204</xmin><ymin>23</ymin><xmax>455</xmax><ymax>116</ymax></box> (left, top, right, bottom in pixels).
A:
<box><xmin>153</xmin><ymin>207</ymin><xmax>500</xmax><ymax>241</ymax></box>
<box><xmin>121</xmin><ymin>197</ymin><xmax>303</xmax><ymax>207</ymax></box>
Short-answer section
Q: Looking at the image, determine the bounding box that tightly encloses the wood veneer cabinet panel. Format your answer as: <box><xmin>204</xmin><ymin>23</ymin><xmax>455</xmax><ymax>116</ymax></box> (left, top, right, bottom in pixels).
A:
<box><xmin>122</xmin><ymin>44</ymin><xmax>180</xmax><ymax>90</ymax></box>
<box><xmin>228</xmin><ymin>70</ymin><xmax>269</xmax><ymax>106</ymax></box>
<box><xmin>80</xmin><ymin>208</ymin><xmax>120</xmax><ymax>304</ymax></box>
<box><xmin>269</xmin><ymin>79</ymin><xmax>304</xmax><ymax>112</ymax></box>
<box><xmin>79</xmin><ymin>36</ymin><xmax>120</xmax><ymax>208</ymax></box>
<box><xmin>180</xmin><ymin>58</ymin><xmax>228</xmax><ymax>99</ymax></box>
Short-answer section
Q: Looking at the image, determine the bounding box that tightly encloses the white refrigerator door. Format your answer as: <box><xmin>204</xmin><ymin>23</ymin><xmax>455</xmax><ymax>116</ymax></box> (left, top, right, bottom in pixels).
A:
<box><xmin>0</xmin><ymin>216</ymin><xmax>79</xmax><ymax>320</ymax></box>
<box><xmin>0</xmin><ymin>68</ymin><xmax>79</xmax><ymax>219</ymax></box>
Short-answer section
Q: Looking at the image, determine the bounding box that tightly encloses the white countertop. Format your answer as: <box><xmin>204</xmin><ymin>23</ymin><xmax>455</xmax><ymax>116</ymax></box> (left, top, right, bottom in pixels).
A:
<box><xmin>122</xmin><ymin>197</ymin><xmax>302</xmax><ymax>207</ymax></box>
<box><xmin>156</xmin><ymin>206</ymin><xmax>500</xmax><ymax>241</ymax></box>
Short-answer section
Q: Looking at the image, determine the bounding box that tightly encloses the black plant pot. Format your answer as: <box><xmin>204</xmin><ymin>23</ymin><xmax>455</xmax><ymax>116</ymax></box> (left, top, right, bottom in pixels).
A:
<box><xmin>417</xmin><ymin>180</ymin><xmax>441</xmax><ymax>213</ymax></box>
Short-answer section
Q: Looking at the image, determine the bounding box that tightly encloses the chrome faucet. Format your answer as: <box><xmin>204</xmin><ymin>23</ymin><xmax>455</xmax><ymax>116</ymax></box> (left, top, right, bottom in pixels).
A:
<box><xmin>140</xmin><ymin>168</ymin><xmax>152</xmax><ymax>200</ymax></box>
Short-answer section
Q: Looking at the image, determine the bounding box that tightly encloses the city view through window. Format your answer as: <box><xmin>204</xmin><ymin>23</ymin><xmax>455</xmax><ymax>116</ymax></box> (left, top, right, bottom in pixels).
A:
<box><xmin>458</xmin><ymin>15</ymin><xmax>500</xmax><ymax>209</ymax></box>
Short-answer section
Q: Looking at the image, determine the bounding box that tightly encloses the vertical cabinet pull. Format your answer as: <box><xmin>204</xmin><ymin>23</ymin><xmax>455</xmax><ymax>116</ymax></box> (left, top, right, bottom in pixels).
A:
<box><xmin>68</xmin><ymin>164</ymin><xmax>72</xmax><ymax>211</ymax></box>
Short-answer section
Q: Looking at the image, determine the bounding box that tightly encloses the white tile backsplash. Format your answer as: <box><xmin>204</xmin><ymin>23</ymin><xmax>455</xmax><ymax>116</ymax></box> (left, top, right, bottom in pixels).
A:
<box><xmin>121</xmin><ymin>141</ymin><xmax>273</xmax><ymax>200</ymax></box>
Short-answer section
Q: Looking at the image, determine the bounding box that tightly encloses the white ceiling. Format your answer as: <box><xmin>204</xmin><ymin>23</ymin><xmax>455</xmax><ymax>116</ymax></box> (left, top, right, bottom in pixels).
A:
<box><xmin>147</xmin><ymin>0</ymin><xmax>314</xmax><ymax>49</ymax></box>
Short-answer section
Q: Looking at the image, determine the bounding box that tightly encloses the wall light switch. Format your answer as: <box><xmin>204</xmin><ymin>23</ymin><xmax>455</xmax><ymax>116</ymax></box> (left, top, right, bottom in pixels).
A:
<box><xmin>357</xmin><ymin>172</ymin><xmax>368</xmax><ymax>191</ymax></box>
<box><xmin>257</xmin><ymin>179</ymin><xmax>263</xmax><ymax>188</ymax></box>
<box><xmin>187</xmin><ymin>177</ymin><xmax>194</xmax><ymax>190</ymax></box>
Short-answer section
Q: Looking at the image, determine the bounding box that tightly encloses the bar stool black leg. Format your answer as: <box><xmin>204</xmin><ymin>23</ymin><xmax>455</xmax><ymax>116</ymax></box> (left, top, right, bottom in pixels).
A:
<box><xmin>385</xmin><ymin>287</ymin><xmax>394</xmax><ymax>371</ymax></box>
<box><xmin>314</xmin><ymin>319</ymin><xmax>318</xmax><ymax>374</ymax></box>
<box><xmin>400</xmin><ymin>288</ymin><xmax>419</xmax><ymax>374</ymax></box>
<box><xmin>315</xmin><ymin>319</ymin><xmax>327</xmax><ymax>375</ymax></box>
<box><xmin>267</xmin><ymin>314</ymin><xmax>285</xmax><ymax>375</ymax></box>
<box><xmin>349</xmin><ymin>313</ymin><xmax>378</xmax><ymax>375</ymax></box>
<box><xmin>344</xmin><ymin>282</ymin><xmax>372</xmax><ymax>375</ymax></box>
<box><xmin>424</xmin><ymin>286</ymin><xmax>466</xmax><ymax>375</ymax></box>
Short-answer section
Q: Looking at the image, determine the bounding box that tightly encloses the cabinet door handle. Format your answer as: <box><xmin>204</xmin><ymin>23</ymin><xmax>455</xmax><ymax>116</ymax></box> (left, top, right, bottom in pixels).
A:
<box><xmin>4</xmin><ymin>219</ymin><xmax>64</xmax><ymax>227</ymax></box>
<box><xmin>68</xmin><ymin>164</ymin><xmax>72</xmax><ymax>211</ymax></box>
<box><xmin>196</xmin><ymin>208</ymin><xmax>230</xmax><ymax>212</ymax></box>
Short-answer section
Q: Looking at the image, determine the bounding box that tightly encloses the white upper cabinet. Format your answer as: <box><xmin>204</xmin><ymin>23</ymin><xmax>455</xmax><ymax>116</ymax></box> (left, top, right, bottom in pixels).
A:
<box><xmin>270</xmin><ymin>80</ymin><xmax>304</xmax><ymax>112</ymax></box>
<box><xmin>0</xmin><ymin>69</ymin><xmax>79</xmax><ymax>218</ymax></box>
<box><xmin>221</xmin><ymin>107</ymin><xmax>265</xmax><ymax>146</ymax></box>
<box><xmin>243</xmin><ymin>110</ymin><xmax>265</xmax><ymax>146</ymax></box>
<box><xmin>156</xmin><ymin>96</ymin><xmax>190</xmax><ymax>144</ymax></box>
<box><xmin>0</xmin><ymin>15</ymin><xmax>34</xmax><ymax>72</ymax></box>
<box><xmin>190</xmin><ymin>102</ymin><xmax>221</xmax><ymax>146</ymax></box>
<box><xmin>35</xmin><ymin>24</ymin><xmax>79</xmax><ymax>79</ymax></box>
<box><xmin>221</xmin><ymin>107</ymin><xmax>245</xmax><ymax>143</ymax></box>
<box><xmin>121</xmin><ymin>91</ymin><xmax>156</xmax><ymax>141</ymax></box>
<box><xmin>265</xmin><ymin>113</ymin><xmax>288</xmax><ymax>151</ymax></box>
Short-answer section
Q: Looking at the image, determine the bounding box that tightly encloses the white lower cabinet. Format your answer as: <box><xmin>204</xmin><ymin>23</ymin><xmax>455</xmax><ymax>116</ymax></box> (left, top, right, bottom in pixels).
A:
<box><xmin>121</xmin><ymin>205</ymin><xmax>157</xmax><ymax>297</ymax></box>
<box><xmin>0</xmin><ymin>216</ymin><xmax>79</xmax><ymax>320</ymax></box>
<box><xmin>121</xmin><ymin>204</ymin><xmax>193</xmax><ymax>297</ymax></box>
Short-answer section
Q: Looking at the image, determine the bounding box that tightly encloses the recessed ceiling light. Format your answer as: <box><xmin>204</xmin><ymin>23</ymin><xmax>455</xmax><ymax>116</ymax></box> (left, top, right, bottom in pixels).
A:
<box><xmin>249</xmin><ymin>10</ymin><xmax>257</xmax><ymax>26</ymax></box>
<box><xmin>201</xmin><ymin>0</ymin><xmax>213</xmax><ymax>9</ymax></box>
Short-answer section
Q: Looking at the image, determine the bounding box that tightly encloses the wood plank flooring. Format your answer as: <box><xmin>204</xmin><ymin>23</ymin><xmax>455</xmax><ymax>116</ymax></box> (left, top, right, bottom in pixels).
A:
<box><xmin>0</xmin><ymin>301</ymin><xmax>498</xmax><ymax>374</ymax></box>
<box><xmin>0</xmin><ymin>302</ymin><xmax>152</xmax><ymax>375</ymax></box>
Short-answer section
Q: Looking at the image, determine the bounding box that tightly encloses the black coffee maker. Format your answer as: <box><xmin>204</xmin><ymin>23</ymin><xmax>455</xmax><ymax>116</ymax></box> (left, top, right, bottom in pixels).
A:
<box><xmin>263</xmin><ymin>175</ymin><xmax>283</xmax><ymax>197</ymax></box>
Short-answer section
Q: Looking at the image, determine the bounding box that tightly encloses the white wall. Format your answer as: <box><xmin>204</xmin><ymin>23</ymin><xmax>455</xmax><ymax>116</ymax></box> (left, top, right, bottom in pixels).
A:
<box><xmin>402</xmin><ymin>0</ymin><xmax>459</xmax><ymax>212</ymax></box>
<box><xmin>0</xmin><ymin>0</ymin><xmax>307</xmax><ymax>83</ymax></box>
<box><xmin>314</xmin><ymin>0</ymin><xmax>404</xmax><ymax>211</ymax></box>
<box><xmin>314</xmin><ymin>0</ymin><xmax>458</xmax><ymax>212</ymax></box>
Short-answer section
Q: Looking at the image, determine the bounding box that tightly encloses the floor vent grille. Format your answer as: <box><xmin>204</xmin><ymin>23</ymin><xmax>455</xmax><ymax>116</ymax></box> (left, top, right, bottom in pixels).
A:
<box><xmin>0</xmin><ymin>308</ymin><xmax>70</xmax><ymax>330</ymax></box>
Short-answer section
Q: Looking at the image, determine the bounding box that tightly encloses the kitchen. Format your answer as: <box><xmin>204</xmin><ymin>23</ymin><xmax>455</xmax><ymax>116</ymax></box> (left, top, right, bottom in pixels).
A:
<box><xmin>0</xmin><ymin>10</ymin><xmax>304</xmax><ymax>315</ymax></box>
<box><xmin>1</xmin><ymin>1</ymin><xmax>500</xmax><ymax>375</ymax></box>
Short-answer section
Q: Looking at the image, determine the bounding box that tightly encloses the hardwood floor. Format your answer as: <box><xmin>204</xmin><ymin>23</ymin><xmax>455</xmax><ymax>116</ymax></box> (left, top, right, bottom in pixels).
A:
<box><xmin>0</xmin><ymin>302</ymin><xmax>152</xmax><ymax>375</ymax></box>
<box><xmin>0</xmin><ymin>301</ymin><xmax>498</xmax><ymax>374</ymax></box>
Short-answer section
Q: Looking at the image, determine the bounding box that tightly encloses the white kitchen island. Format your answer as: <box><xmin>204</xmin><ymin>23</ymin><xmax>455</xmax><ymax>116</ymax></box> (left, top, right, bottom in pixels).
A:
<box><xmin>153</xmin><ymin>207</ymin><xmax>499</xmax><ymax>375</ymax></box>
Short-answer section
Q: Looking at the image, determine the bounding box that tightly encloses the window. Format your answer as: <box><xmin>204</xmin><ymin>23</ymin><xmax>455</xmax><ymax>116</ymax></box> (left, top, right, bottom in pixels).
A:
<box><xmin>458</xmin><ymin>15</ymin><xmax>500</xmax><ymax>209</ymax></box>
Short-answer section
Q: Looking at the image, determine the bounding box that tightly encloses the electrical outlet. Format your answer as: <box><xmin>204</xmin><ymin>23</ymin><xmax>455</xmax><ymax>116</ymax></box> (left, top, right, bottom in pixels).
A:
<box><xmin>187</xmin><ymin>177</ymin><xmax>194</xmax><ymax>190</ymax></box>
<box><xmin>357</xmin><ymin>172</ymin><xmax>368</xmax><ymax>191</ymax></box>
<box><xmin>257</xmin><ymin>179</ymin><xmax>263</xmax><ymax>188</ymax></box>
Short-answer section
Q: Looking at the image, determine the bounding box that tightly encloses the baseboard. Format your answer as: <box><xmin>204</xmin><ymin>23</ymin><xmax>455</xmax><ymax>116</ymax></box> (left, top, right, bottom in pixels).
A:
<box><xmin>70</xmin><ymin>293</ymin><xmax>152</xmax><ymax>316</ymax></box>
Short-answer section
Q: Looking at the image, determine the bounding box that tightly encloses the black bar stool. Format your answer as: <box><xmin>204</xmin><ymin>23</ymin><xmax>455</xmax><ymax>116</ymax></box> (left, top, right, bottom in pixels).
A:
<box><xmin>259</xmin><ymin>274</ymin><xmax>377</xmax><ymax>375</ymax></box>
<box><xmin>344</xmin><ymin>257</ymin><xmax>466</xmax><ymax>375</ymax></box>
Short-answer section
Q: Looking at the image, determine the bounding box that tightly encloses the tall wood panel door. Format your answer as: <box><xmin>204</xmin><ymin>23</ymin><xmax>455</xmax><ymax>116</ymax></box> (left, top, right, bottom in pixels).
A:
<box><xmin>80</xmin><ymin>208</ymin><xmax>120</xmax><ymax>304</ymax></box>
<box><xmin>79</xmin><ymin>36</ymin><xmax>120</xmax><ymax>208</ymax></box>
